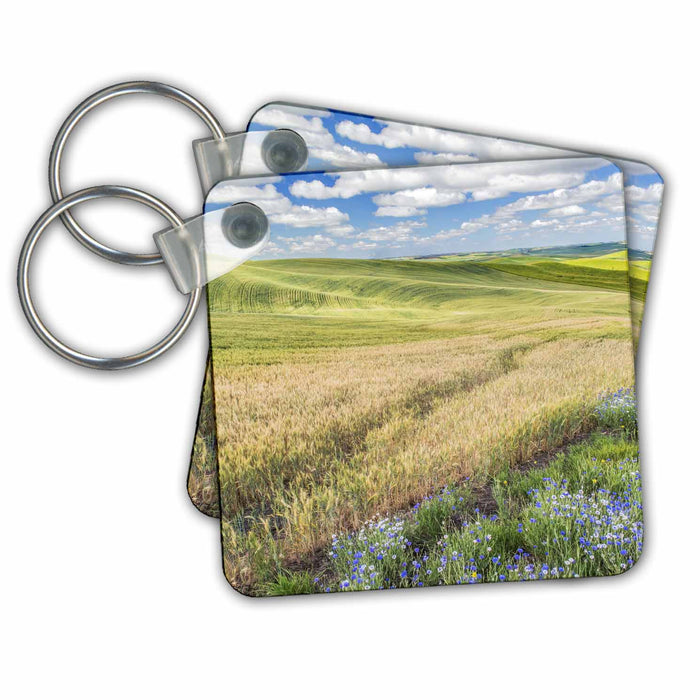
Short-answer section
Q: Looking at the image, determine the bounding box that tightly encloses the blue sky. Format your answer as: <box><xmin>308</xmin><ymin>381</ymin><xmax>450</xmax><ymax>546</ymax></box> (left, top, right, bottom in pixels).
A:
<box><xmin>232</xmin><ymin>103</ymin><xmax>662</xmax><ymax>253</ymax></box>
<box><xmin>206</xmin><ymin>158</ymin><xmax>631</xmax><ymax>260</ymax></box>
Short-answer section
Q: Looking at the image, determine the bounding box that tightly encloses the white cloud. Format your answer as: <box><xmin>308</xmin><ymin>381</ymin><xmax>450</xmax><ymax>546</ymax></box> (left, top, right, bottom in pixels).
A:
<box><xmin>633</xmin><ymin>203</ymin><xmax>662</xmax><ymax>222</ymax></box>
<box><xmin>289</xmin><ymin>168</ymin><xmax>432</xmax><ymax>200</ymax></box>
<box><xmin>407</xmin><ymin>218</ymin><xmax>483</xmax><ymax>242</ymax></box>
<box><xmin>312</xmin><ymin>144</ymin><xmax>385</xmax><ymax>167</ymax></box>
<box><xmin>334</xmin><ymin>120</ymin><xmax>394</xmax><ymax>146</ymax></box>
<box><xmin>208</xmin><ymin>181</ymin><xmax>284</xmax><ymax>207</ymax></box>
<box><xmin>598</xmin><ymin>194</ymin><xmax>625</xmax><ymax>213</ymax></box>
<box><xmin>545</xmin><ymin>205</ymin><xmax>586</xmax><ymax>217</ymax></box>
<box><xmin>336</xmin><ymin>240</ymin><xmax>379</xmax><ymax>252</ymax></box>
<box><xmin>627</xmin><ymin>219</ymin><xmax>656</xmax><ymax>244</ymax></box>
<box><xmin>271</xmin><ymin>205</ymin><xmax>349</xmax><ymax>229</ymax></box>
<box><xmin>375</xmin><ymin>206</ymin><xmax>426</xmax><ymax>217</ymax></box>
<box><xmin>284</xmin><ymin>233</ymin><xmax>335</xmax><ymax>253</ymax></box>
<box><xmin>432</xmin><ymin>228</ymin><xmax>469</xmax><ymax>241</ymax></box>
<box><xmin>495</xmin><ymin>173</ymin><xmax>623</xmax><ymax>216</ymax></box>
<box><xmin>324</xmin><ymin>224</ymin><xmax>356</xmax><ymax>236</ymax></box>
<box><xmin>469</xmin><ymin>172</ymin><xmax>586</xmax><ymax>202</ymax></box>
<box><xmin>531</xmin><ymin>218</ymin><xmax>561</xmax><ymax>228</ymax></box>
<box><xmin>620</xmin><ymin>181</ymin><xmax>662</xmax><ymax>251</ymax></box>
<box><xmin>361</xmin><ymin>220</ymin><xmax>426</xmax><ymax>242</ymax></box>
<box><xmin>530</xmin><ymin>214</ymin><xmax>624</xmax><ymax>234</ymax></box>
<box><xmin>424</xmin><ymin>199</ymin><xmax>623</xmax><ymax>243</ymax></box>
<box><xmin>335</xmin><ymin>119</ymin><xmax>574</xmax><ymax>160</ymax></box>
<box><xmin>625</xmin><ymin>182</ymin><xmax>663</xmax><ymax>203</ymax></box>
<box><xmin>447</xmin><ymin>205</ymin><xmax>625</xmax><ymax>240</ymax></box>
<box><xmin>288</xmin><ymin>158</ymin><xmax>606</xmax><ymax>201</ymax></box>
<box><xmin>414</xmin><ymin>151</ymin><xmax>479</xmax><ymax>164</ymax></box>
<box><xmin>373</xmin><ymin>187</ymin><xmax>466</xmax><ymax>209</ymax></box>
<box><xmin>431</xmin><ymin>216</ymin><xmax>527</xmax><ymax>240</ymax></box>
<box><xmin>496</xmin><ymin>218</ymin><xmax>527</xmax><ymax>232</ymax></box>
<box><xmin>249</xmin><ymin>106</ymin><xmax>661</xmax><ymax>254</ymax></box>
<box><xmin>263</xmin><ymin>241</ymin><xmax>285</xmax><ymax>256</ymax></box>
<box><xmin>430</xmin><ymin>216</ymin><xmax>520</xmax><ymax>240</ymax></box>
<box><xmin>427</xmin><ymin>220</ymin><xmax>488</xmax><ymax>241</ymax></box>
<box><xmin>460</xmin><ymin>221</ymin><xmax>486</xmax><ymax>233</ymax></box>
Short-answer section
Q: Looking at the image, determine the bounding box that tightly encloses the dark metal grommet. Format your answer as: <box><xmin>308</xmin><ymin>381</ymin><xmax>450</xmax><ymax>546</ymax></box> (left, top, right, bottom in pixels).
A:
<box><xmin>261</xmin><ymin>129</ymin><xmax>308</xmax><ymax>173</ymax></box>
<box><xmin>221</xmin><ymin>203</ymin><xmax>270</xmax><ymax>249</ymax></box>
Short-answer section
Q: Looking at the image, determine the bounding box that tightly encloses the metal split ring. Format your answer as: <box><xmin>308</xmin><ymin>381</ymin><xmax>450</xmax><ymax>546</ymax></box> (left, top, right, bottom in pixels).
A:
<box><xmin>48</xmin><ymin>81</ymin><xmax>227</xmax><ymax>266</ymax></box>
<box><xmin>18</xmin><ymin>186</ymin><xmax>201</xmax><ymax>370</ymax></box>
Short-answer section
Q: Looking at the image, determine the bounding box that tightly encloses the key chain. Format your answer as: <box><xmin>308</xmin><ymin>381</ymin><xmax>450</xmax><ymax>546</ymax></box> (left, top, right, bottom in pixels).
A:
<box><xmin>17</xmin><ymin>81</ymin><xmax>289</xmax><ymax>368</ymax></box>
<box><xmin>15</xmin><ymin>79</ymin><xmax>659</xmax><ymax>596</ymax></box>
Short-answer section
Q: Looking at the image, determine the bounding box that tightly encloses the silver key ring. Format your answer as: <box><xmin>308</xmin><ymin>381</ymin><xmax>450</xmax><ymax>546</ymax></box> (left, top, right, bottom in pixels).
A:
<box><xmin>18</xmin><ymin>185</ymin><xmax>201</xmax><ymax>370</ymax></box>
<box><xmin>48</xmin><ymin>81</ymin><xmax>227</xmax><ymax>266</ymax></box>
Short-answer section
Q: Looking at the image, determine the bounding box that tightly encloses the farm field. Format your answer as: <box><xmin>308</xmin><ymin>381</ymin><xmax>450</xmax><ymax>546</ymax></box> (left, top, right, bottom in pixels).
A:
<box><xmin>208</xmin><ymin>245</ymin><xmax>639</xmax><ymax>594</ymax></box>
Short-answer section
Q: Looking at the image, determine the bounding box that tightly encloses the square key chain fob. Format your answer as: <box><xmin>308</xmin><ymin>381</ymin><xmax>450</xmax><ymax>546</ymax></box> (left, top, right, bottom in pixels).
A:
<box><xmin>191</xmin><ymin>157</ymin><xmax>642</xmax><ymax>595</ymax></box>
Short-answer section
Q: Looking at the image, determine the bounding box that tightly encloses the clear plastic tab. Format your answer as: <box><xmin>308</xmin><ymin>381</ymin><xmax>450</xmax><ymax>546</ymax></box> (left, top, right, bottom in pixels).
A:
<box><xmin>193</xmin><ymin>129</ymin><xmax>308</xmax><ymax>194</ymax></box>
<box><xmin>154</xmin><ymin>204</ymin><xmax>270</xmax><ymax>293</ymax></box>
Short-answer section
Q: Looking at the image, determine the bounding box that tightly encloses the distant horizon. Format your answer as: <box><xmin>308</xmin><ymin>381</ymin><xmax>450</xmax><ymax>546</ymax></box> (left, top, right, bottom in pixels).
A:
<box><xmin>239</xmin><ymin>240</ymin><xmax>646</xmax><ymax>264</ymax></box>
<box><xmin>207</xmin><ymin>159</ymin><xmax>634</xmax><ymax>264</ymax></box>
<box><xmin>385</xmin><ymin>240</ymin><xmax>631</xmax><ymax>260</ymax></box>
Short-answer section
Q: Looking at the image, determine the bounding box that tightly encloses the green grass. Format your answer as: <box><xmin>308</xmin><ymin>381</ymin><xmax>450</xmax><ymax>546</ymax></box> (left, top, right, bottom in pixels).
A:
<box><xmin>262</xmin><ymin>571</ymin><xmax>317</xmax><ymax>596</ymax></box>
<box><xmin>493</xmin><ymin>432</ymin><xmax>639</xmax><ymax>510</ymax></box>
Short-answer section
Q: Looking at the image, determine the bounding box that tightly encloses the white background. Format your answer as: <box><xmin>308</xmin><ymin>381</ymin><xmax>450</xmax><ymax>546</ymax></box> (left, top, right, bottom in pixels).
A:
<box><xmin>1</xmin><ymin>2</ymin><xmax>697</xmax><ymax>697</ymax></box>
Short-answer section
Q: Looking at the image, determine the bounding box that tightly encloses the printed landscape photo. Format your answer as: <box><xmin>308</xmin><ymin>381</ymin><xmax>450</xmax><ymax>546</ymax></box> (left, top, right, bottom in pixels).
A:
<box><xmin>202</xmin><ymin>159</ymin><xmax>643</xmax><ymax>595</ymax></box>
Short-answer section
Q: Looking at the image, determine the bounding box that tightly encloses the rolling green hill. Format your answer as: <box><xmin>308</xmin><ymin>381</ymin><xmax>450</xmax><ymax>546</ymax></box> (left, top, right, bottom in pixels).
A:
<box><xmin>208</xmin><ymin>254</ymin><xmax>633</xmax><ymax>362</ymax></box>
<box><xmin>478</xmin><ymin>258</ymin><xmax>640</xmax><ymax>296</ymax></box>
<box><xmin>208</xmin><ymin>255</ymin><xmax>631</xmax><ymax>315</ymax></box>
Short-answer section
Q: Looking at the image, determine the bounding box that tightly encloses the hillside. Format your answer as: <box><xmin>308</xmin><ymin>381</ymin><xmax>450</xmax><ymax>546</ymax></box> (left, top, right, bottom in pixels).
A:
<box><xmin>207</xmin><ymin>255</ymin><xmax>631</xmax><ymax>315</ymax></box>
